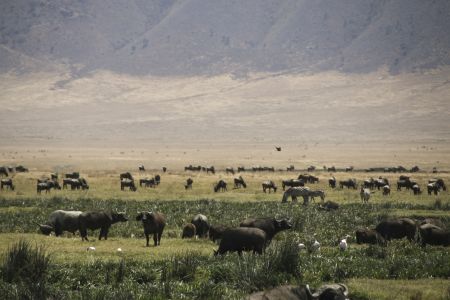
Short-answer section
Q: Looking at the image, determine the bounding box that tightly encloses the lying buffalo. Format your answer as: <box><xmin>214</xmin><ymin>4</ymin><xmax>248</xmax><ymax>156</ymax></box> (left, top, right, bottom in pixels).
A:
<box><xmin>419</xmin><ymin>223</ymin><xmax>450</xmax><ymax>246</ymax></box>
<box><xmin>214</xmin><ymin>227</ymin><xmax>266</xmax><ymax>256</ymax></box>
<box><xmin>78</xmin><ymin>211</ymin><xmax>128</xmax><ymax>241</ymax></box>
<box><xmin>191</xmin><ymin>214</ymin><xmax>210</xmax><ymax>238</ymax></box>
<box><xmin>136</xmin><ymin>211</ymin><xmax>166</xmax><ymax>246</ymax></box>
<box><xmin>182</xmin><ymin>223</ymin><xmax>196</xmax><ymax>239</ymax></box>
<box><xmin>375</xmin><ymin>218</ymin><xmax>417</xmax><ymax>241</ymax></box>
<box><xmin>355</xmin><ymin>228</ymin><xmax>386</xmax><ymax>245</ymax></box>
<box><xmin>240</xmin><ymin>217</ymin><xmax>292</xmax><ymax>242</ymax></box>
<box><xmin>38</xmin><ymin>210</ymin><xmax>82</xmax><ymax>236</ymax></box>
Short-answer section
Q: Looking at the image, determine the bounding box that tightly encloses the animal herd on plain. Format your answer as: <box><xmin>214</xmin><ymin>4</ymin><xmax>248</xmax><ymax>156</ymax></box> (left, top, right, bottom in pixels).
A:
<box><xmin>37</xmin><ymin>208</ymin><xmax>449</xmax><ymax>257</ymax></box>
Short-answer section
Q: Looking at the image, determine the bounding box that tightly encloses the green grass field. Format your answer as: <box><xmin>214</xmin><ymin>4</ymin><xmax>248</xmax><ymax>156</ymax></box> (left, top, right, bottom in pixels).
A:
<box><xmin>0</xmin><ymin>170</ymin><xmax>449</xmax><ymax>299</ymax></box>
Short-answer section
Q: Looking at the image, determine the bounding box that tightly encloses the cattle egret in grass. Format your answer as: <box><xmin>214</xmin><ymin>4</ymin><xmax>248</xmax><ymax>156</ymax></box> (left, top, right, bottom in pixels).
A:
<box><xmin>87</xmin><ymin>246</ymin><xmax>96</xmax><ymax>251</ymax></box>
<box><xmin>312</xmin><ymin>239</ymin><xmax>320</xmax><ymax>252</ymax></box>
<box><xmin>117</xmin><ymin>248</ymin><xmax>122</xmax><ymax>252</ymax></box>
<box><xmin>298</xmin><ymin>243</ymin><xmax>306</xmax><ymax>250</ymax></box>
<box><xmin>339</xmin><ymin>235</ymin><xmax>351</xmax><ymax>251</ymax></box>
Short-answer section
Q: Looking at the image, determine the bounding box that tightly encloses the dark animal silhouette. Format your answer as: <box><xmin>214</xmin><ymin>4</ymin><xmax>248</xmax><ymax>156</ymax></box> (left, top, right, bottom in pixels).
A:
<box><xmin>282</xmin><ymin>179</ymin><xmax>304</xmax><ymax>190</ymax></box>
<box><xmin>0</xmin><ymin>178</ymin><xmax>14</xmax><ymax>191</ymax></box>
<box><xmin>240</xmin><ymin>217</ymin><xmax>292</xmax><ymax>242</ymax></box>
<box><xmin>375</xmin><ymin>218</ymin><xmax>417</xmax><ymax>241</ymax></box>
<box><xmin>121</xmin><ymin>178</ymin><xmax>137</xmax><ymax>191</ymax></box>
<box><xmin>182</xmin><ymin>223</ymin><xmax>196</xmax><ymax>239</ymax></box>
<box><xmin>419</xmin><ymin>223</ymin><xmax>449</xmax><ymax>246</ymax></box>
<box><xmin>410</xmin><ymin>166</ymin><xmax>420</xmax><ymax>172</ymax></box>
<box><xmin>154</xmin><ymin>174</ymin><xmax>161</xmax><ymax>185</ymax></box>
<box><xmin>327</xmin><ymin>166</ymin><xmax>336</xmax><ymax>172</ymax></box>
<box><xmin>318</xmin><ymin>200</ymin><xmax>339</xmax><ymax>211</ymax></box>
<box><xmin>136</xmin><ymin>211</ymin><xmax>166</xmax><ymax>246</ymax></box>
<box><xmin>226</xmin><ymin>167</ymin><xmax>235</xmax><ymax>174</ymax></box>
<box><xmin>78</xmin><ymin>211</ymin><xmax>128</xmax><ymax>241</ymax></box>
<box><xmin>0</xmin><ymin>167</ymin><xmax>8</xmax><ymax>177</ymax></box>
<box><xmin>339</xmin><ymin>179</ymin><xmax>357</xmax><ymax>189</ymax></box>
<box><xmin>275</xmin><ymin>146</ymin><xmax>281</xmax><ymax>151</ymax></box>
<box><xmin>382</xmin><ymin>185</ymin><xmax>391</xmax><ymax>196</ymax></box>
<box><xmin>412</xmin><ymin>184</ymin><xmax>422</xmax><ymax>195</ymax></box>
<box><xmin>191</xmin><ymin>214</ymin><xmax>210</xmax><ymax>238</ymax></box>
<box><xmin>374</xmin><ymin>177</ymin><xmax>389</xmax><ymax>190</ymax></box>
<box><xmin>162</xmin><ymin>167</ymin><xmax>167</xmax><ymax>173</ymax></box>
<box><xmin>427</xmin><ymin>182</ymin><xmax>440</xmax><ymax>195</ymax></box>
<box><xmin>214</xmin><ymin>180</ymin><xmax>227</xmax><ymax>192</ymax></box>
<box><xmin>38</xmin><ymin>210</ymin><xmax>82</xmax><ymax>236</ymax></box>
<box><xmin>234</xmin><ymin>176</ymin><xmax>247</xmax><ymax>188</ymax></box>
<box><xmin>345</xmin><ymin>166</ymin><xmax>354</xmax><ymax>172</ymax></box>
<box><xmin>307</xmin><ymin>166</ymin><xmax>315</xmax><ymax>172</ymax></box>
<box><xmin>65</xmin><ymin>172</ymin><xmax>80</xmax><ymax>179</ymax></box>
<box><xmin>185</xmin><ymin>178</ymin><xmax>193</xmax><ymax>189</ymax></box>
<box><xmin>209</xmin><ymin>225</ymin><xmax>228</xmax><ymax>243</ymax></box>
<box><xmin>138</xmin><ymin>165</ymin><xmax>145</xmax><ymax>171</ymax></box>
<box><xmin>355</xmin><ymin>228</ymin><xmax>386</xmax><ymax>245</ymax></box>
<box><xmin>120</xmin><ymin>172</ymin><xmax>133</xmax><ymax>180</ymax></box>
<box><xmin>205</xmin><ymin>166</ymin><xmax>215</xmax><ymax>174</ymax></box>
<box><xmin>37</xmin><ymin>180</ymin><xmax>61</xmax><ymax>194</ymax></box>
<box><xmin>262</xmin><ymin>180</ymin><xmax>277</xmax><ymax>193</ymax></box>
<box><xmin>429</xmin><ymin>178</ymin><xmax>446</xmax><ymax>191</ymax></box>
<box><xmin>328</xmin><ymin>177</ymin><xmax>336</xmax><ymax>188</ymax></box>
<box><xmin>237</xmin><ymin>166</ymin><xmax>246</xmax><ymax>172</ymax></box>
<box><xmin>214</xmin><ymin>227</ymin><xmax>266</xmax><ymax>256</ymax></box>
<box><xmin>15</xmin><ymin>165</ymin><xmax>28</xmax><ymax>172</ymax></box>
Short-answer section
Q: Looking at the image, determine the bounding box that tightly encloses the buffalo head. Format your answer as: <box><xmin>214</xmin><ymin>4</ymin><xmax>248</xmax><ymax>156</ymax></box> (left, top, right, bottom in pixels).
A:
<box><xmin>38</xmin><ymin>224</ymin><xmax>54</xmax><ymax>235</ymax></box>
<box><xmin>276</xmin><ymin>218</ymin><xmax>293</xmax><ymax>230</ymax></box>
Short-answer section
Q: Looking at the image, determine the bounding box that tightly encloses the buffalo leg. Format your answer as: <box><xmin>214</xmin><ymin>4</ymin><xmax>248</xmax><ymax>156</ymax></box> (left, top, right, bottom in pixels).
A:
<box><xmin>153</xmin><ymin>233</ymin><xmax>158</xmax><ymax>246</ymax></box>
<box><xmin>145</xmin><ymin>234</ymin><xmax>150</xmax><ymax>247</ymax></box>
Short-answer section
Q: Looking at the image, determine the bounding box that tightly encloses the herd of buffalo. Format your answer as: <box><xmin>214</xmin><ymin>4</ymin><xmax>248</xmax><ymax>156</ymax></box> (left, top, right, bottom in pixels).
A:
<box><xmin>37</xmin><ymin>208</ymin><xmax>448</xmax><ymax>256</ymax></box>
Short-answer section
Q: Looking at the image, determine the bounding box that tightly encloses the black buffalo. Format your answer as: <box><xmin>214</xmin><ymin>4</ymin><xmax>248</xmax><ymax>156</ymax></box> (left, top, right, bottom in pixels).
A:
<box><xmin>136</xmin><ymin>211</ymin><xmax>166</xmax><ymax>246</ymax></box>
<box><xmin>214</xmin><ymin>227</ymin><xmax>266</xmax><ymax>256</ymax></box>
<box><xmin>191</xmin><ymin>214</ymin><xmax>210</xmax><ymax>238</ymax></box>
<box><xmin>182</xmin><ymin>223</ymin><xmax>196</xmax><ymax>239</ymax></box>
<box><xmin>78</xmin><ymin>211</ymin><xmax>128</xmax><ymax>241</ymax></box>
<box><xmin>38</xmin><ymin>210</ymin><xmax>82</xmax><ymax>236</ymax></box>
<box><xmin>209</xmin><ymin>224</ymin><xmax>228</xmax><ymax>243</ymax></box>
<box><xmin>355</xmin><ymin>228</ymin><xmax>386</xmax><ymax>245</ymax></box>
<box><xmin>375</xmin><ymin>218</ymin><xmax>417</xmax><ymax>241</ymax></box>
<box><xmin>419</xmin><ymin>223</ymin><xmax>449</xmax><ymax>246</ymax></box>
<box><xmin>240</xmin><ymin>217</ymin><xmax>292</xmax><ymax>242</ymax></box>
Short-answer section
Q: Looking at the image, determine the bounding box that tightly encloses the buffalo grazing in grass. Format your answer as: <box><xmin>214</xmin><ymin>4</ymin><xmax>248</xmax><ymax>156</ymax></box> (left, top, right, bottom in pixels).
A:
<box><xmin>78</xmin><ymin>211</ymin><xmax>128</xmax><ymax>241</ymax></box>
<box><xmin>214</xmin><ymin>227</ymin><xmax>266</xmax><ymax>256</ymax></box>
<box><xmin>240</xmin><ymin>217</ymin><xmax>292</xmax><ymax>242</ymax></box>
<box><xmin>38</xmin><ymin>210</ymin><xmax>82</xmax><ymax>236</ymax></box>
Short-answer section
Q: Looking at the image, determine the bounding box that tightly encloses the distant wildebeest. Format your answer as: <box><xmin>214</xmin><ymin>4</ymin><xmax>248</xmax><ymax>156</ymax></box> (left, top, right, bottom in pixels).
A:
<box><xmin>0</xmin><ymin>167</ymin><xmax>8</xmax><ymax>177</ymax></box>
<box><xmin>185</xmin><ymin>178</ymin><xmax>193</xmax><ymax>189</ymax></box>
<box><xmin>363</xmin><ymin>178</ymin><xmax>375</xmax><ymax>189</ymax></box>
<box><xmin>375</xmin><ymin>218</ymin><xmax>417</xmax><ymax>241</ymax></box>
<box><xmin>65</xmin><ymin>172</ymin><xmax>80</xmax><ymax>179</ymax></box>
<box><xmin>214</xmin><ymin>180</ymin><xmax>227</xmax><ymax>192</ymax></box>
<box><xmin>240</xmin><ymin>217</ymin><xmax>292</xmax><ymax>243</ymax></box>
<box><xmin>318</xmin><ymin>200</ymin><xmax>340</xmax><ymax>211</ymax></box>
<box><xmin>120</xmin><ymin>172</ymin><xmax>133</xmax><ymax>180</ymax></box>
<box><xmin>237</xmin><ymin>166</ymin><xmax>246</xmax><ymax>172</ymax></box>
<box><xmin>162</xmin><ymin>167</ymin><xmax>167</xmax><ymax>173</ymax></box>
<box><xmin>63</xmin><ymin>178</ymin><xmax>88</xmax><ymax>190</ymax></box>
<box><xmin>121</xmin><ymin>178</ymin><xmax>137</xmax><ymax>191</ymax></box>
<box><xmin>0</xmin><ymin>178</ymin><xmax>14</xmax><ymax>191</ymax></box>
<box><xmin>139</xmin><ymin>178</ymin><xmax>156</xmax><ymax>188</ymax></box>
<box><xmin>355</xmin><ymin>228</ymin><xmax>386</xmax><ymax>245</ymax></box>
<box><xmin>78</xmin><ymin>211</ymin><xmax>128</xmax><ymax>241</ymax></box>
<box><xmin>360</xmin><ymin>187</ymin><xmax>371</xmax><ymax>203</ymax></box>
<box><xmin>382</xmin><ymin>185</ymin><xmax>391</xmax><ymax>196</ymax></box>
<box><xmin>262</xmin><ymin>180</ymin><xmax>277</xmax><ymax>193</ymax></box>
<box><xmin>429</xmin><ymin>178</ymin><xmax>446</xmax><ymax>191</ymax></box>
<box><xmin>345</xmin><ymin>166</ymin><xmax>354</xmax><ymax>172</ymax></box>
<box><xmin>374</xmin><ymin>177</ymin><xmax>389</xmax><ymax>190</ymax></box>
<box><xmin>286</xmin><ymin>165</ymin><xmax>295</xmax><ymax>172</ymax></box>
<box><xmin>427</xmin><ymin>182</ymin><xmax>440</xmax><ymax>195</ymax></box>
<box><xmin>412</xmin><ymin>184</ymin><xmax>422</xmax><ymax>195</ymax></box>
<box><xmin>397</xmin><ymin>179</ymin><xmax>413</xmax><ymax>191</ymax></box>
<box><xmin>37</xmin><ymin>180</ymin><xmax>61</xmax><ymax>194</ymax></box>
<box><xmin>136</xmin><ymin>211</ymin><xmax>166</xmax><ymax>246</ymax></box>
<box><xmin>309</xmin><ymin>190</ymin><xmax>326</xmax><ymax>202</ymax></box>
<box><xmin>226</xmin><ymin>167</ymin><xmax>235</xmax><ymax>175</ymax></box>
<box><xmin>15</xmin><ymin>165</ymin><xmax>28</xmax><ymax>172</ymax></box>
<box><xmin>234</xmin><ymin>176</ymin><xmax>247</xmax><ymax>188</ymax></box>
<box><xmin>275</xmin><ymin>146</ymin><xmax>281</xmax><ymax>151</ymax></box>
<box><xmin>328</xmin><ymin>177</ymin><xmax>336</xmax><ymax>188</ymax></box>
<box><xmin>138</xmin><ymin>164</ymin><xmax>145</xmax><ymax>172</ymax></box>
<box><xmin>432</xmin><ymin>167</ymin><xmax>438</xmax><ymax>173</ymax></box>
<box><xmin>307</xmin><ymin>166</ymin><xmax>315</xmax><ymax>172</ymax></box>
<box><xmin>327</xmin><ymin>166</ymin><xmax>336</xmax><ymax>172</ymax></box>
<box><xmin>205</xmin><ymin>166</ymin><xmax>215</xmax><ymax>174</ymax></box>
<box><xmin>282</xmin><ymin>187</ymin><xmax>311</xmax><ymax>204</ymax></box>
<box><xmin>155</xmin><ymin>174</ymin><xmax>161</xmax><ymax>185</ymax></box>
<box><xmin>38</xmin><ymin>210</ymin><xmax>82</xmax><ymax>236</ymax></box>
<box><xmin>209</xmin><ymin>224</ymin><xmax>228</xmax><ymax>243</ymax></box>
<box><xmin>282</xmin><ymin>179</ymin><xmax>304</xmax><ymax>190</ymax></box>
<box><xmin>410</xmin><ymin>166</ymin><xmax>420</xmax><ymax>173</ymax></box>
<box><xmin>191</xmin><ymin>214</ymin><xmax>210</xmax><ymax>238</ymax></box>
<box><xmin>419</xmin><ymin>223</ymin><xmax>449</xmax><ymax>246</ymax></box>
<box><xmin>51</xmin><ymin>173</ymin><xmax>58</xmax><ymax>180</ymax></box>
<box><xmin>214</xmin><ymin>227</ymin><xmax>266</xmax><ymax>256</ymax></box>
<box><xmin>339</xmin><ymin>179</ymin><xmax>357</xmax><ymax>189</ymax></box>
<box><xmin>182</xmin><ymin>223</ymin><xmax>196</xmax><ymax>239</ymax></box>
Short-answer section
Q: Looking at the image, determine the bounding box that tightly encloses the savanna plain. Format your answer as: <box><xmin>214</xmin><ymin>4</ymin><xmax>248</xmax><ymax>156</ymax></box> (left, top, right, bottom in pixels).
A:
<box><xmin>0</xmin><ymin>145</ymin><xmax>449</xmax><ymax>300</ymax></box>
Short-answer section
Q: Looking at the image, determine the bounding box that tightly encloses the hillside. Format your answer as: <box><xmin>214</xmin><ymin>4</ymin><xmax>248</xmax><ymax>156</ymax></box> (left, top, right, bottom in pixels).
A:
<box><xmin>1</xmin><ymin>0</ymin><xmax>450</xmax><ymax>76</ymax></box>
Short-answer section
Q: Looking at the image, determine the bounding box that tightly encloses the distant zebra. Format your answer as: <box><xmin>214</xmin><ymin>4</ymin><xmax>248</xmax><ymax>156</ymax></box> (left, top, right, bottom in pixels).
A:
<box><xmin>282</xmin><ymin>187</ymin><xmax>311</xmax><ymax>204</ymax></box>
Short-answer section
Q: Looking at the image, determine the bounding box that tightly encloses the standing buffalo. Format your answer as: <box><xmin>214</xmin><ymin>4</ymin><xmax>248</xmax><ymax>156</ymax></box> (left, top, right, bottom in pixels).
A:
<box><xmin>0</xmin><ymin>178</ymin><xmax>15</xmax><ymax>191</ymax></box>
<box><xmin>214</xmin><ymin>227</ymin><xmax>267</xmax><ymax>256</ymax></box>
<box><xmin>209</xmin><ymin>224</ymin><xmax>228</xmax><ymax>243</ymax></box>
<box><xmin>355</xmin><ymin>228</ymin><xmax>386</xmax><ymax>245</ymax></box>
<box><xmin>38</xmin><ymin>210</ymin><xmax>82</xmax><ymax>236</ymax></box>
<box><xmin>136</xmin><ymin>211</ymin><xmax>166</xmax><ymax>246</ymax></box>
<box><xmin>78</xmin><ymin>211</ymin><xmax>128</xmax><ymax>241</ymax></box>
<box><xmin>182</xmin><ymin>223</ymin><xmax>196</xmax><ymax>239</ymax></box>
<box><xmin>240</xmin><ymin>217</ymin><xmax>292</xmax><ymax>242</ymax></box>
<box><xmin>375</xmin><ymin>218</ymin><xmax>417</xmax><ymax>241</ymax></box>
<box><xmin>191</xmin><ymin>214</ymin><xmax>210</xmax><ymax>238</ymax></box>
